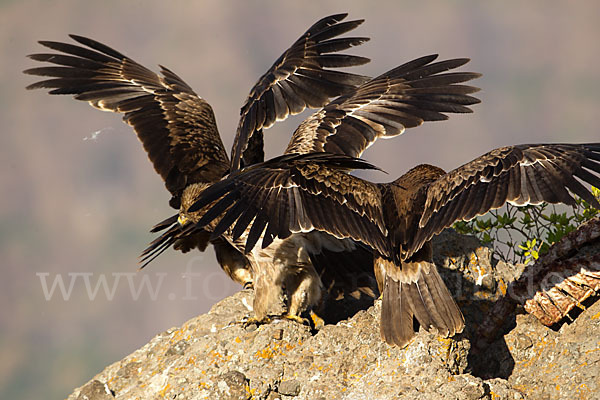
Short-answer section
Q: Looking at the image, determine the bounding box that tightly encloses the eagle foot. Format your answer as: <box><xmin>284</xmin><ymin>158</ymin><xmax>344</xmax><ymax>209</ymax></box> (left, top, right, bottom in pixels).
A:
<box><xmin>283</xmin><ymin>314</ymin><xmax>311</xmax><ymax>326</ymax></box>
<box><xmin>309</xmin><ymin>310</ymin><xmax>325</xmax><ymax>330</ymax></box>
<box><xmin>283</xmin><ymin>311</ymin><xmax>324</xmax><ymax>330</ymax></box>
<box><xmin>240</xmin><ymin>316</ymin><xmax>271</xmax><ymax>328</ymax></box>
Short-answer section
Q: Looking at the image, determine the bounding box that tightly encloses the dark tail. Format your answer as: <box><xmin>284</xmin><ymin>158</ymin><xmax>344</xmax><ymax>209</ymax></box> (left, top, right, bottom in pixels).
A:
<box><xmin>380</xmin><ymin>259</ymin><xmax>464</xmax><ymax>347</ymax></box>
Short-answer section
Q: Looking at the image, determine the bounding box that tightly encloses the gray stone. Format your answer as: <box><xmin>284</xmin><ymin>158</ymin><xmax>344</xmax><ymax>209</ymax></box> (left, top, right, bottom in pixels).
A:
<box><xmin>278</xmin><ymin>380</ymin><xmax>300</xmax><ymax>396</ymax></box>
<box><xmin>164</xmin><ymin>339</ymin><xmax>190</xmax><ymax>356</ymax></box>
<box><xmin>76</xmin><ymin>380</ymin><xmax>114</xmax><ymax>400</ymax></box>
<box><xmin>217</xmin><ymin>370</ymin><xmax>250</xmax><ymax>400</ymax></box>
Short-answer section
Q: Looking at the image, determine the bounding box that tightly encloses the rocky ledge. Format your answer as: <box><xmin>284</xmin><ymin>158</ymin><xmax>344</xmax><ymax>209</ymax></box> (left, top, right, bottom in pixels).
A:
<box><xmin>69</xmin><ymin>230</ymin><xmax>600</xmax><ymax>400</ymax></box>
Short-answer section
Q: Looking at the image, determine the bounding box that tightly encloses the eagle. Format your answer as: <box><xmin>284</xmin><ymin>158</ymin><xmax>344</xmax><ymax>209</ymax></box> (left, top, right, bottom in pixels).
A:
<box><xmin>24</xmin><ymin>13</ymin><xmax>482</xmax><ymax>326</ymax></box>
<box><xmin>24</xmin><ymin>13</ymin><xmax>375</xmax><ymax>290</ymax></box>
<box><xmin>188</xmin><ymin>144</ymin><xmax>600</xmax><ymax>346</ymax></box>
<box><xmin>146</xmin><ymin>51</ymin><xmax>481</xmax><ymax>325</ymax></box>
<box><xmin>171</xmin><ymin>51</ymin><xmax>479</xmax><ymax>325</ymax></box>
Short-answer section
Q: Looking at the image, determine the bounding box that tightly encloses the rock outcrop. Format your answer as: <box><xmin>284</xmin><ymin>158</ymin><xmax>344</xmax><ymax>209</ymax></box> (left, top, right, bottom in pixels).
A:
<box><xmin>69</xmin><ymin>230</ymin><xmax>600</xmax><ymax>400</ymax></box>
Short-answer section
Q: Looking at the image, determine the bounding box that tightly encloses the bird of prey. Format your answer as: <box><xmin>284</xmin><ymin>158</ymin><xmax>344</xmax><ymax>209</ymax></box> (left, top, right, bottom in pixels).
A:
<box><xmin>161</xmin><ymin>50</ymin><xmax>481</xmax><ymax>326</ymax></box>
<box><xmin>25</xmin><ymin>14</ymin><xmax>479</xmax><ymax>328</ymax></box>
<box><xmin>25</xmin><ymin>13</ymin><xmax>482</xmax><ymax>326</ymax></box>
<box><xmin>183</xmin><ymin>51</ymin><xmax>482</xmax><ymax>324</ymax></box>
<box><xmin>188</xmin><ymin>144</ymin><xmax>600</xmax><ymax>347</ymax></box>
<box><xmin>24</xmin><ymin>13</ymin><xmax>374</xmax><ymax>289</ymax></box>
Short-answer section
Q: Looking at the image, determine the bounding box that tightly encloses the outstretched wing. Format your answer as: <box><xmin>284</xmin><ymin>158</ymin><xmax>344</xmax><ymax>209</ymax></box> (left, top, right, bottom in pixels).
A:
<box><xmin>230</xmin><ymin>13</ymin><xmax>371</xmax><ymax>170</ymax></box>
<box><xmin>139</xmin><ymin>215</ymin><xmax>209</xmax><ymax>268</ymax></box>
<box><xmin>410</xmin><ymin>143</ymin><xmax>600</xmax><ymax>257</ymax></box>
<box><xmin>284</xmin><ymin>55</ymin><xmax>481</xmax><ymax>157</ymax></box>
<box><xmin>188</xmin><ymin>153</ymin><xmax>390</xmax><ymax>256</ymax></box>
<box><xmin>25</xmin><ymin>35</ymin><xmax>230</xmax><ymax>208</ymax></box>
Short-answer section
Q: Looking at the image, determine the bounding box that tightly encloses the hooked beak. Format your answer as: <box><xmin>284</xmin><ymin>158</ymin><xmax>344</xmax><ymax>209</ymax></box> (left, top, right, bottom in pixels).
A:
<box><xmin>177</xmin><ymin>214</ymin><xmax>189</xmax><ymax>227</ymax></box>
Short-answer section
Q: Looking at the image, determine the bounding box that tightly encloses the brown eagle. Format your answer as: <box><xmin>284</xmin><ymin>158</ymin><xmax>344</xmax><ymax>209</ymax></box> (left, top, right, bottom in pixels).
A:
<box><xmin>25</xmin><ymin>13</ymin><xmax>482</xmax><ymax>325</ymax></box>
<box><xmin>169</xmin><ymin>52</ymin><xmax>481</xmax><ymax>326</ymax></box>
<box><xmin>24</xmin><ymin>13</ymin><xmax>375</xmax><ymax>289</ymax></box>
<box><xmin>188</xmin><ymin>144</ymin><xmax>600</xmax><ymax>346</ymax></box>
<box><xmin>151</xmin><ymin>51</ymin><xmax>481</xmax><ymax>325</ymax></box>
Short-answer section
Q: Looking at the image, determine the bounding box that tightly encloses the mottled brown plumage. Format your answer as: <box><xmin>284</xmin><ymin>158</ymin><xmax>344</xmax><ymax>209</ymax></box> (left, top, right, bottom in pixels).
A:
<box><xmin>189</xmin><ymin>143</ymin><xmax>600</xmax><ymax>346</ymax></box>
<box><xmin>230</xmin><ymin>13</ymin><xmax>371</xmax><ymax>170</ymax></box>
<box><xmin>188</xmin><ymin>154</ymin><xmax>383</xmax><ymax>322</ymax></box>
<box><xmin>26</xmin><ymin>13</ymin><xmax>483</xmax><ymax>331</ymax></box>
<box><xmin>376</xmin><ymin>165</ymin><xmax>464</xmax><ymax>346</ymax></box>
<box><xmin>285</xmin><ymin>55</ymin><xmax>480</xmax><ymax>157</ymax></box>
<box><xmin>185</xmin><ymin>51</ymin><xmax>482</xmax><ymax>323</ymax></box>
<box><xmin>25</xmin><ymin>35</ymin><xmax>230</xmax><ymax>208</ymax></box>
<box><xmin>25</xmin><ymin>13</ymin><xmax>371</xmax><ymax>288</ymax></box>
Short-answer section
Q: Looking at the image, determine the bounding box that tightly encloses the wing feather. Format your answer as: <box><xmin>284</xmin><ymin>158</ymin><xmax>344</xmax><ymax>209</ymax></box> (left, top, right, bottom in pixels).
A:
<box><xmin>25</xmin><ymin>35</ymin><xmax>230</xmax><ymax>207</ymax></box>
<box><xmin>188</xmin><ymin>153</ymin><xmax>389</xmax><ymax>256</ymax></box>
<box><xmin>285</xmin><ymin>55</ymin><xmax>481</xmax><ymax>158</ymax></box>
<box><xmin>231</xmin><ymin>13</ymin><xmax>371</xmax><ymax>170</ymax></box>
<box><xmin>233</xmin><ymin>208</ymin><xmax>259</xmax><ymax>242</ymax></box>
<box><xmin>409</xmin><ymin>144</ymin><xmax>600</xmax><ymax>257</ymax></box>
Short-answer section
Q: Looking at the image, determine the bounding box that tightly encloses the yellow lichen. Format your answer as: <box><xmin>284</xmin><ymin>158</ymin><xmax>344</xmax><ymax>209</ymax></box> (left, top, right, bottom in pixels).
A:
<box><xmin>576</xmin><ymin>383</ymin><xmax>589</xmax><ymax>397</ymax></box>
<box><xmin>158</xmin><ymin>383</ymin><xmax>171</xmax><ymax>398</ymax></box>
<box><xmin>169</xmin><ymin>329</ymin><xmax>185</xmax><ymax>344</ymax></box>
<box><xmin>186</xmin><ymin>356</ymin><xmax>197</xmax><ymax>365</ymax></box>
<box><xmin>254</xmin><ymin>341</ymin><xmax>298</xmax><ymax>359</ymax></box>
<box><xmin>497</xmin><ymin>279</ymin><xmax>507</xmax><ymax>296</ymax></box>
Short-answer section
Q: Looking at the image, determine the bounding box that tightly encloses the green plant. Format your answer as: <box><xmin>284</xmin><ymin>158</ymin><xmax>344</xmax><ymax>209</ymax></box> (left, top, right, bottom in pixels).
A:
<box><xmin>452</xmin><ymin>187</ymin><xmax>600</xmax><ymax>264</ymax></box>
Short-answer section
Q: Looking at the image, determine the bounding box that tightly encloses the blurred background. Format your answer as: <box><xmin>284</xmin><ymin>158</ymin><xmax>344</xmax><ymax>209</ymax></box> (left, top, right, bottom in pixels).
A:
<box><xmin>2</xmin><ymin>0</ymin><xmax>599</xmax><ymax>398</ymax></box>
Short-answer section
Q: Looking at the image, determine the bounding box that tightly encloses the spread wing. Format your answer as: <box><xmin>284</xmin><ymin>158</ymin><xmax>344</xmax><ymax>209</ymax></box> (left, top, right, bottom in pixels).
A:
<box><xmin>25</xmin><ymin>35</ymin><xmax>230</xmax><ymax>208</ymax></box>
<box><xmin>230</xmin><ymin>13</ymin><xmax>371</xmax><ymax>170</ymax></box>
<box><xmin>410</xmin><ymin>143</ymin><xmax>600</xmax><ymax>257</ymax></box>
<box><xmin>284</xmin><ymin>55</ymin><xmax>481</xmax><ymax>157</ymax></box>
<box><xmin>139</xmin><ymin>216</ymin><xmax>209</xmax><ymax>268</ymax></box>
<box><xmin>188</xmin><ymin>153</ymin><xmax>390</xmax><ymax>257</ymax></box>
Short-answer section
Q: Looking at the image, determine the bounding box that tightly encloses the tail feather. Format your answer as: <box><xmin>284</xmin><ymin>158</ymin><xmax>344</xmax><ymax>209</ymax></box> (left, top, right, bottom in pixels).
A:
<box><xmin>422</xmin><ymin>265</ymin><xmax>465</xmax><ymax>334</ymax></box>
<box><xmin>411</xmin><ymin>274</ymin><xmax>447</xmax><ymax>330</ymax></box>
<box><xmin>380</xmin><ymin>277</ymin><xmax>415</xmax><ymax>346</ymax></box>
<box><xmin>380</xmin><ymin>260</ymin><xmax>464</xmax><ymax>347</ymax></box>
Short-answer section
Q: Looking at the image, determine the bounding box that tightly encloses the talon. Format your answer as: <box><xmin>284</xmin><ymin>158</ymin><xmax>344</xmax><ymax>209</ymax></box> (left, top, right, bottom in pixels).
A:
<box><xmin>240</xmin><ymin>316</ymin><xmax>271</xmax><ymax>327</ymax></box>
<box><xmin>309</xmin><ymin>310</ymin><xmax>325</xmax><ymax>329</ymax></box>
<box><xmin>283</xmin><ymin>314</ymin><xmax>311</xmax><ymax>326</ymax></box>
